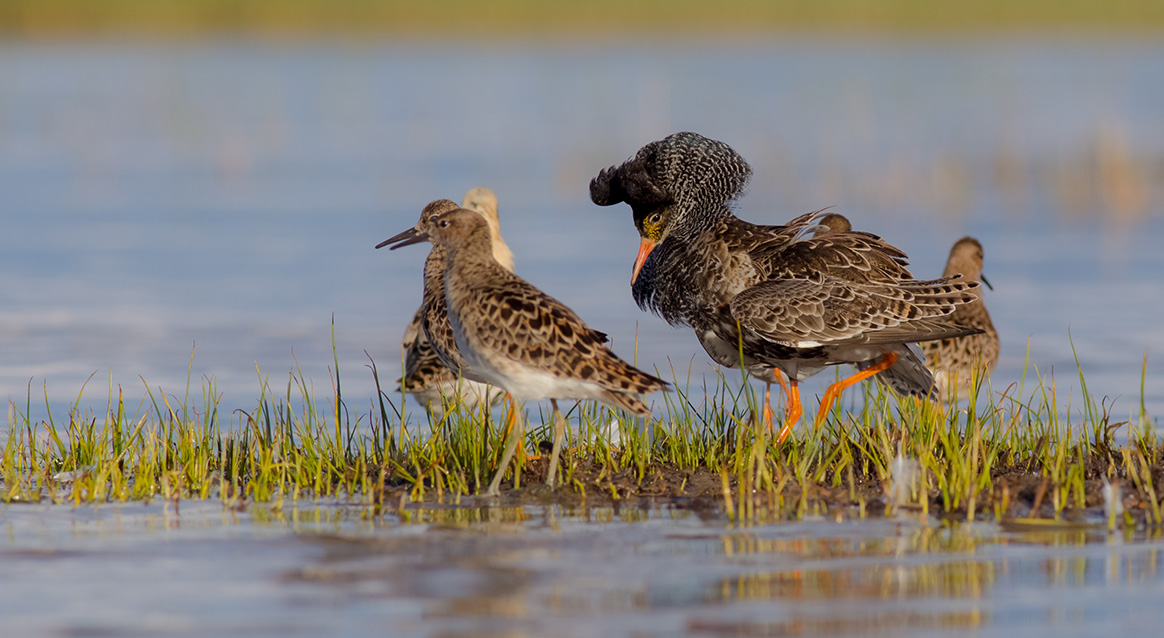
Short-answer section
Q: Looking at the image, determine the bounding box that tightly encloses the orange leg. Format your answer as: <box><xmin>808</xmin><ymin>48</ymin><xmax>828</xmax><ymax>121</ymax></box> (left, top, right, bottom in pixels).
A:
<box><xmin>774</xmin><ymin>370</ymin><xmax>791</xmax><ymax>398</ymax></box>
<box><xmin>501</xmin><ymin>392</ymin><xmax>518</xmax><ymax>458</ymax></box>
<box><xmin>502</xmin><ymin>392</ymin><xmax>518</xmax><ymax>439</ymax></box>
<box><xmin>495</xmin><ymin>392</ymin><xmax>537</xmax><ymax>461</ymax></box>
<box><xmin>815</xmin><ymin>353</ymin><xmax>899</xmax><ymax>427</ymax></box>
<box><xmin>762</xmin><ymin>371</ymin><xmax>790</xmax><ymax>434</ymax></box>
<box><xmin>487</xmin><ymin>392</ymin><xmax>525</xmax><ymax>496</ymax></box>
<box><xmin>762</xmin><ymin>382</ymin><xmax>774</xmax><ymax>433</ymax></box>
<box><xmin>776</xmin><ymin>378</ymin><xmax>802</xmax><ymax>444</ymax></box>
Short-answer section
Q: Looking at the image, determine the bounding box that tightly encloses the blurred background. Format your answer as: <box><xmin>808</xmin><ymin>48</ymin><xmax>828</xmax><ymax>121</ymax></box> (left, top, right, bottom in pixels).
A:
<box><xmin>1</xmin><ymin>1</ymin><xmax>1162</xmax><ymax>423</ymax></box>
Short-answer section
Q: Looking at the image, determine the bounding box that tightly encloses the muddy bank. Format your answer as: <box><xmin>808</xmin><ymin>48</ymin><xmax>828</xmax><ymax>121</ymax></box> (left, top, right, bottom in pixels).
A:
<box><xmin>380</xmin><ymin>449</ymin><xmax>1164</xmax><ymax>527</ymax></box>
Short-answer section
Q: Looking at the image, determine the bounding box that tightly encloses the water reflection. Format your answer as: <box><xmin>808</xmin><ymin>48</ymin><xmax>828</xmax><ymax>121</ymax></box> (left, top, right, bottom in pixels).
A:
<box><xmin>278</xmin><ymin>506</ymin><xmax>1164</xmax><ymax>636</ymax></box>
<box><xmin>717</xmin><ymin>525</ymin><xmax>995</xmax><ymax>601</ymax></box>
<box><xmin>3</xmin><ymin>500</ymin><xmax>1164</xmax><ymax>635</ymax></box>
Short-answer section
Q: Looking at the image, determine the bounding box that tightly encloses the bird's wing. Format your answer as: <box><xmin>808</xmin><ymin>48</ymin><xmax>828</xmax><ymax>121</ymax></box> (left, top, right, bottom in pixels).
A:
<box><xmin>729</xmin><ymin>276</ymin><xmax>981</xmax><ymax>348</ymax></box>
<box><xmin>400</xmin><ymin>306</ymin><xmax>424</xmax><ymax>355</ymax></box>
<box><xmin>398</xmin><ymin>306</ymin><xmax>458</xmax><ymax>392</ymax></box>
<box><xmin>472</xmin><ymin>281</ymin><xmax>668</xmax><ymax>394</ymax></box>
<box><xmin>421</xmin><ymin>290</ymin><xmax>467</xmax><ymax>374</ymax></box>
<box><xmin>399</xmin><ymin>307</ymin><xmax>426</xmax><ymax>383</ymax></box>
<box><xmin>745</xmin><ymin>214</ymin><xmax>914</xmax><ymax>283</ymax></box>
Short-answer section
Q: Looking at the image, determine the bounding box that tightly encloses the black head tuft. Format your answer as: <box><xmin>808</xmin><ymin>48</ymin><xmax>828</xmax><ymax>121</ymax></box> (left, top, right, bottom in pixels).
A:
<box><xmin>591</xmin><ymin>132</ymin><xmax>751</xmax><ymax>214</ymax></box>
<box><xmin>589</xmin><ymin>165</ymin><xmax>629</xmax><ymax>207</ymax></box>
<box><xmin>591</xmin><ymin>140</ymin><xmax>670</xmax><ymax>208</ymax></box>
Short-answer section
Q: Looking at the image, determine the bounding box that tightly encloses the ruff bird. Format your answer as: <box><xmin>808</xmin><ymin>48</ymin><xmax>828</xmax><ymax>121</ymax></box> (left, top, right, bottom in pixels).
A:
<box><xmin>920</xmin><ymin>237</ymin><xmax>999</xmax><ymax>400</ymax></box>
<box><xmin>390</xmin><ymin>187</ymin><xmax>514</xmax><ymax>417</ymax></box>
<box><xmin>591</xmin><ymin>131</ymin><xmax>981</xmax><ymax>440</ymax></box>
<box><xmin>386</xmin><ymin>205</ymin><xmax>669</xmax><ymax>494</ymax></box>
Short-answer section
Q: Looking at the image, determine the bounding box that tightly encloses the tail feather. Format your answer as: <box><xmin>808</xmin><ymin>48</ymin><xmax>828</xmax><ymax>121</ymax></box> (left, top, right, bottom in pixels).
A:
<box><xmin>600</xmin><ymin>390</ymin><xmax>653</xmax><ymax>417</ymax></box>
<box><xmin>859</xmin><ymin>343</ymin><xmax>936</xmax><ymax>399</ymax></box>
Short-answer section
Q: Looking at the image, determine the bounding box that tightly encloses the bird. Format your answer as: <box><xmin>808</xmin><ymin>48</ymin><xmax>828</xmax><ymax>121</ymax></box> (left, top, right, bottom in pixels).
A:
<box><xmin>392</xmin><ymin>187</ymin><xmax>515</xmax><ymax>418</ymax></box>
<box><xmin>591</xmin><ymin>131</ymin><xmax>982</xmax><ymax>441</ymax></box>
<box><xmin>814</xmin><ymin>214</ymin><xmax>971</xmax><ymax>404</ymax></box>
<box><xmin>813</xmin><ymin>212</ymin><xmax>852</xmax><ymax>236</ymax></box>
<box><xmin>919</xmin><ymin>237</ymin><xmax>999</xmax><ymax>400</ymax></box>
<box><xmin>811</xmin><ymin>217</ymin><xmax>997</xmax><ymax>401</ymax></box>
<box><xmin>384</xmin><ymin>205</ymin><xmax>669</xmax><ymax>495</ymax></box>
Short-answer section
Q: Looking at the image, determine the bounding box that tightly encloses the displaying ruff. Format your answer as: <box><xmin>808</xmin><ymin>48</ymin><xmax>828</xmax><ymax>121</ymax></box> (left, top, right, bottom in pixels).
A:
<box><xmin>591</xmin><ymin>131</ymin><xmax>981</xmax><ymax>440</ymax></box>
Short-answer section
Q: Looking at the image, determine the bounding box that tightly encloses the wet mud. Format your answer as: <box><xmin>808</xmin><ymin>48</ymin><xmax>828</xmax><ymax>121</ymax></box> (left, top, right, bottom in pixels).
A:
<box><xmin>379</xmin><ymin>446</ymin><xmax>1164</xmax><ymax>527</ymax></box>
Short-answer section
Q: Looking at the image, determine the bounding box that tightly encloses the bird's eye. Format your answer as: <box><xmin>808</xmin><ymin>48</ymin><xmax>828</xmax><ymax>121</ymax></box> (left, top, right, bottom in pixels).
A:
<box><xmin>439</xmin><ymin>219</ymin><xmax>450</xmax><ymax>228</ymax></box>
<box><xmin>649</xmin><ymin>212</ymin><xmax>661</xmax><ymax>224</ymax></box>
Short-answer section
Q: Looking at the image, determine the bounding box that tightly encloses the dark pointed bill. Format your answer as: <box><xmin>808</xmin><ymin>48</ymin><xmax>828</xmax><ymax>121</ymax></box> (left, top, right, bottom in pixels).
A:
<box><xmin>375</xmin><ymin>227</ymin><xmax>428</xmax><ymax>250</ymax></box>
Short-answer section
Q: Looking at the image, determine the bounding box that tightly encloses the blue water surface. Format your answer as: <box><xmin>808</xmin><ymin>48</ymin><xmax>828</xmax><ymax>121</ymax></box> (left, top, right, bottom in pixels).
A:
<box><xmin>1</xmin><ymin>36</ymin><xmax>1162</xmax><ymax>427</ymax></box>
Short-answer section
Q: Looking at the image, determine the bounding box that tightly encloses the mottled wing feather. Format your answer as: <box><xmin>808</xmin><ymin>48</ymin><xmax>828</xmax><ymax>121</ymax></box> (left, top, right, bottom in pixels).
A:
<box><xmin>399</xmin><ymin>345</ymin><xmax>457</xmax><ymax>393</ymax></box>
<box><xmin>415</xmin><ymin>247</ymin><xmax>470</xmax><ymax>376</ymax></box>
<box><xmin>421</xmin><ymin>292</ymin><xmax>464</xmax><ymax>373</ymax></box>
<box><xmin>467</xmin><ymin>280</ymin><xmax>668</xmax><ymax>397</ymax></box>
<box><xmin>398</xmin><ymin>307</ymin><xmax>458</xmax><ymax>392</ymax></box>
<box><xmin>742</xmin><ymin>213</ymin><xmax>913</xmax><ymax>283</ymax></box>
<box><xmin>730</xmin><ymin>275</ymin><xmax>982</xmax><ymax>347</ymax></box>
<box><xmin>919</xmin><ymin>281</ymin><xmax>1000</xmax><ymax>396</ymax></box>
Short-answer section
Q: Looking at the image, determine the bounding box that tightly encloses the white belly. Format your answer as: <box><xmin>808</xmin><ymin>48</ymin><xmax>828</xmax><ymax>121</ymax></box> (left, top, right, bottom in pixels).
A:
<box><xmin>455</xmin><ymin>330</ymin><xmax>607</xmax><ymax>402</ymax></box>
<box><xmin>487</xmin><ymin>363</ymin><xmax>609</xmax><ymax>402</ymax></box>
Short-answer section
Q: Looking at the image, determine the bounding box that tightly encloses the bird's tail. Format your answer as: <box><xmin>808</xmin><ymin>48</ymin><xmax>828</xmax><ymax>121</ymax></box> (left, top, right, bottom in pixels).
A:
<box><xmin>859</xmin><ymin>343</ymin><xmax>936</xmax><ymax>399</ymax></box>
<box><xmin>600</xmin><ymin>390</ymin><xmax>655</xmax><ymax>418</ymax></box>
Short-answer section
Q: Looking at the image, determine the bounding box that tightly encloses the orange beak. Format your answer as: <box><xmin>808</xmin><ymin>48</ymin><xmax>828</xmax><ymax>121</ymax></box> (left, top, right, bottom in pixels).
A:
<box><xmin>631</xmin><ymin>237</ymin><xmax>656</xmax><ymax>285</ymax></box>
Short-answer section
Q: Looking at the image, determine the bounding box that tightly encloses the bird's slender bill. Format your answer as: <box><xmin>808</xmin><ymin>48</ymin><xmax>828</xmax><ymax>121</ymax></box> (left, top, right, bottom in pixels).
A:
<box><xmin>630</xmin><ymin>237</ymin><xmax>656</xmax><ymax>285</ymax></box>
<box><xmin>376</xmin><ymin>227</ymin><xmax>427</xmax><ymax>250</ymax></box>
<box><xmin>981</xmin><ymin>274</ymin><xmax>993</xmax><ymax>290</ymax></box>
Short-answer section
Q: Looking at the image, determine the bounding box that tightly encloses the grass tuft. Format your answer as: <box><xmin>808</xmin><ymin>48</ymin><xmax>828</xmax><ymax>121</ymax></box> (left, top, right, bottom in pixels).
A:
<box><xmin>2</xmin><ymin>342</ymin><xmax>1161</xmax><ymax>528</ymax></box>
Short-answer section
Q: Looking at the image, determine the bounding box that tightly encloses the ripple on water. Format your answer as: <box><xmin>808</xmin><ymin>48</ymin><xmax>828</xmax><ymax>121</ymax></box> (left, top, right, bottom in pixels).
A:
<box><xmin>1</xmin><ymin>500</ymin><xmax>1163</xmax><ymax>635</ymax></box>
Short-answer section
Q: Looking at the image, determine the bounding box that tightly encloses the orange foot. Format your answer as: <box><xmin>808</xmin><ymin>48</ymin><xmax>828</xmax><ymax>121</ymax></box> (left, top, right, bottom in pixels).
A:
<box><xmin>814</xmin><ymin>353</ymin><xmax>899</xmax><ymax>428</ymax></box>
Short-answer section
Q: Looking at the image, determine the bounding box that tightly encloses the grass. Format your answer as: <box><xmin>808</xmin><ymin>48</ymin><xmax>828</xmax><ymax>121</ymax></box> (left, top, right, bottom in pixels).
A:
<box><xmin>1</xmin><ymin>341</ymin><xmax>1160</xmax><ymax>530</ymax></box>
<box><xmin>3</xmin><ymin>0</ymin><xmax>1164</xmax><ymax>37</ymax></box>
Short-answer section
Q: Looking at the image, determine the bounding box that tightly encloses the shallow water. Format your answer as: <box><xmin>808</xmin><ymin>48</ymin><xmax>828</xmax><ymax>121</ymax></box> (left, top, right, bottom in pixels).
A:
<box><xmin>2</xmin><ymin>499</ymin><xmax>1162</xmax><ymax>637</ymax></box>
<box><xmin>1</xmin><ymin>37</ymin><xmax>1163</xmax><ymax>423</ymax></box>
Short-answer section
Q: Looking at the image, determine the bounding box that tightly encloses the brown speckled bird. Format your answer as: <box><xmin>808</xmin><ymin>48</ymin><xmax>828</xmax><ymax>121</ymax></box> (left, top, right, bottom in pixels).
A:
<box><xmin>591</xmin><ymin>131</ymin><xmax>981</xmax><ymax>440</ymax></box>
<box><xmin>387</xmin><ymin>206</ymin><xmax>669</xmax><ymax>495</ymax></box>
<box><xmin>393</xmin><ymin>187</ymin><xmax>514</xmax><ymax>417</ymax></box>
<box><xmin>920</xmin><ymin>237</ymin><xmax>999</xmax><ymax>400</ymax></box>
<box><xmin>379</xmin><ymin>200</ymin><xmax>487</xmax><ymax>392</ymax></box>
<box><xmin>813</xmin><ymin>212</ymin><xmax>852</xmax><ymax>236</ymax></box>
